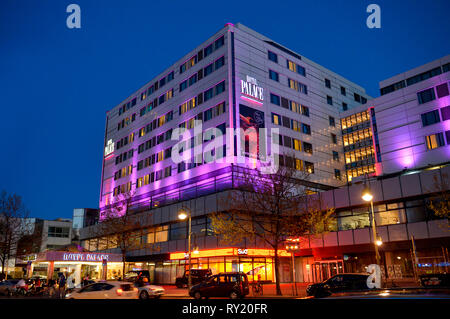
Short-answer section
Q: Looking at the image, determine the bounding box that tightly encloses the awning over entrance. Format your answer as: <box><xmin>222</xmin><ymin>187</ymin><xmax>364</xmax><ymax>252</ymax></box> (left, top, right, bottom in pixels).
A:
<box><xmin>35</xmin><ymin>251</ymin><xmax>122</xmax><ymax>263</ymax></box>
<box><xmin>169</xmin><ymin>248</ymin><xmax>291</xmax><ymax>260</ymax></box>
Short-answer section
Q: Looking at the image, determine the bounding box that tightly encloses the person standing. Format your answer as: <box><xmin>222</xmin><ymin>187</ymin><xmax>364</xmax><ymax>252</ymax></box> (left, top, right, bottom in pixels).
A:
<box><xmin>57</xmin><ymin>272</ymin><xmax>66</xmax><ymax>299</ymax></box>
<box><xmin>67</xmin><ymin>272</ymin><xmax>75</xmax><ymax>292</ymax></box>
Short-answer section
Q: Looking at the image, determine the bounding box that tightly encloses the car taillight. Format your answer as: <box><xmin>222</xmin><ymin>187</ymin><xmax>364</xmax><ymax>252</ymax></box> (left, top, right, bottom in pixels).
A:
<box><xmin>116</xmin><ymin>288</ymin><xmax>123</xmax><ymax>296</ymax></box>
<box><xmin>134</xmin><ymin>288</ymin><xmax>138</xmax><ymax>292</ymax></box>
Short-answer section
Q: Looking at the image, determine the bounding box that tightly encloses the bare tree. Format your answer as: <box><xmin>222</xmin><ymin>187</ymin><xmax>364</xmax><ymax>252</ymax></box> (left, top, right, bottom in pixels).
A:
<box><xmin>0</xmin><ymin>191</ymin><xmax>34</xmax><ymax>279</ymax></box>
<box><xmin>210</xmin><ymin>165</ymin><xmax>335</xmax><ymax>296</ymax></box>
<box><xmin>428</xmin><ymin>173</ymin><xmax>450</xmax><ymax>230</ymax></box>
<box><xmin>93</xmin><ymin>191</ymin><xmax>152</xmax><ymax>280</ymax></box>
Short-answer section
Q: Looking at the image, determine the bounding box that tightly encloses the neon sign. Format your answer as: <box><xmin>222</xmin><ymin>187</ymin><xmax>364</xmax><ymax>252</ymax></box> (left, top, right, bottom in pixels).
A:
<box><xmin>237</xmin><ymin>248</ymin><xmax>248</xmax><ymax>255</ymax></box>
<box><xmin>240</xmin><ymin>75</ymin><xmax>264</xmax><ymax>103</ymax></box>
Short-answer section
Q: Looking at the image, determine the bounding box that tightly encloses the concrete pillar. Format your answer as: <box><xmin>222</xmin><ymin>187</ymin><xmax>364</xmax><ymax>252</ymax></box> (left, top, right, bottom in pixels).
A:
<box><xmin>74</xmin><ymin>264</ymin><xmax>82</xmax><ymax>288</ymax></box>
<box><xmin>47</xmin><ymin>261</ymin><xmax>54</xmax><ymax>280</ymax></box>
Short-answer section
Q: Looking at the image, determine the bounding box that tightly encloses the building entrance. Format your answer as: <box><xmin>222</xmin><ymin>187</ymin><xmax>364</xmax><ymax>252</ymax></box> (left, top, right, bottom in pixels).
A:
<box><xmin>312</xmin><ymin>260</ymin><xmax>344</xmax><ymax>282</ymax></box>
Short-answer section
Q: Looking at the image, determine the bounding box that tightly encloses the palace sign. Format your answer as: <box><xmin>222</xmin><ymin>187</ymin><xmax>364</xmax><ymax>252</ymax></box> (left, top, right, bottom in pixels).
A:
<box><xmin>240</xmin><ymin>75</ymin><xmax>264</xmax><ymax>103</ymax></box>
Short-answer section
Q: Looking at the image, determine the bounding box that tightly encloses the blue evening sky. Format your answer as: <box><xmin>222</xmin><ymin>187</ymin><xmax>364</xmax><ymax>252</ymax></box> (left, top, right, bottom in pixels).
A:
<box><xmin>1</xmin><ymin>0</ymin><xmax>449</xmax><ymax>220</ymax></box>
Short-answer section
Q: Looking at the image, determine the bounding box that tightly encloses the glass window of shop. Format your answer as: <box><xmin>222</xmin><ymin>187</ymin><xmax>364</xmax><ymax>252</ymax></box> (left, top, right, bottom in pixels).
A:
<box><xmin>337</xmin><ymin>209</ymin><xmax>370</xmax><ymax>231</ymax></box>
<box><xmin>154</xmin><ymin>257</ymin><xmax>276</xmax><ymax>284</ymax></box>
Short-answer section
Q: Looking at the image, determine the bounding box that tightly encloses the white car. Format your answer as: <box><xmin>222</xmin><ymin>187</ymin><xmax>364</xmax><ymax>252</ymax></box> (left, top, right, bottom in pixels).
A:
<box><xmin>65</xmin><ymin>281</ymin><xmax>138</xmax><ymax>299</ymax></box>
<box><xmin>137</xmin><ymin>284</ymin><xmax>165</xmax><ymax>299</ymax></box>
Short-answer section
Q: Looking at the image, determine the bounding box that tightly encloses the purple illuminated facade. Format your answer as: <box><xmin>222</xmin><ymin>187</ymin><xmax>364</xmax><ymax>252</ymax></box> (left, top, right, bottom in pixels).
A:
<box><xmin>99</xmin><ymin>23</ymin><xmax>371</xmax><ymax>214</ymax></box>
<box><xmin>81</xmin><ymin>27</ymin><xmax>450</xmax><ymax>286</ymax></box>
<box><xmin>341</xmin><ymin>55</ymin><xmax>450</xmax><ymax>182</ymax></box>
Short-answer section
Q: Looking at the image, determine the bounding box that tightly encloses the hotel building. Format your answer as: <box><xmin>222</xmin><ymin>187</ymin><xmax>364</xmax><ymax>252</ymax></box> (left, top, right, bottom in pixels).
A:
<box><xmin>342</xmin><ymin>55</ymin><xmax>450</xmax><ymax>182</ymax></box>
<box><xmin>80</xmin><ymin>24</ymin><xmax>450</xmax><ymax>285</ymax></box>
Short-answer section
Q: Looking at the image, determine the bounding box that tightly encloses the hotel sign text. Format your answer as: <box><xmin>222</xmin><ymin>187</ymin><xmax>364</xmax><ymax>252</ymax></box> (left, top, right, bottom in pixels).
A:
<box><xmin>241</xmin><ymin>75</ymin><xmax>264</xmax><ymax>102</ymax></box>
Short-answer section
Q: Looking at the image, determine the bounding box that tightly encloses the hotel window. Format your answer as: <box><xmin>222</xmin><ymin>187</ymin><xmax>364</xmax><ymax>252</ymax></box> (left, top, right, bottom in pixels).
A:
<box><xmin>341</xmin><ymin>86</ymin><xmax>346</xmax><ymax>96</ymax></box>
<box><xmin>180</xmin><ymin>55</ymin><xmax>197</xmax><ymax>74</ymax></box>
<box><xmin>215</xmin><ymin>56</ymin><xmax>225</xmax><ymax>70</ymax></box>
<box><xmin>268</xmin><ymin>51</ymin><xmax>278</xmax><ymax>63</ymax></box>
<box><xmin>164</xmin><ymin>166</ymin><xmax>172</xmax><ymax>178</ymax></box>
<box><xmin>282</xmin><ymin>116</ymin><xmax>290</xmax><ymax>128</ymax></box>
<box><xmin>204</xmin><ymin>88</ymin><xmax>214</xmax><ymax>101</ymax></box>
<box><xmin>204</xmin><ymin>43</ymin><xmax>213</xmax><ymax>57</ymax></box>
<box><xmin>354</xmin><ymin>93</ymin><xmax>361</xmax><ymax>103</ymax></box>
<box><xmin>333</xmin><ymin>151</ymin><xmax>339</xmax><ymax>161</ymax></box>
<box><xmin>270</xmin><ymin>93</ymin><xmax>280</xmax><ymax>105</ymax></box>
<box><xmin>215</xmin><ymin>81</ymin><xmax>225</xmax><ymax>95</ymax></box>
<box><xmin>407</xmin><ymin>67</ymin><xmax>442</xmax><ymax>86</ymax></box>
<box><xmin>293</xmin><ymin>138</ymin><xmax>301</xmax><ymax>151</ymax></box>
<box><xmin>327</xmin><ymin>95</ymin><xmax>333</xmax><ymax>105</ymax></box>
<box><xmin>215</xmin><ymin>36</ymin><xmax>225</xmax><ymax>49</ymax></box>
<box><xmin>48</xmin><ymin>226</ymin><xmax>70</xmax><ymax>238</ymax></box>
<box><xmin>426</xmin><ymin>132</ymin><xmax>445</xmax><ymax>150</ymax></box>
<box><xmin>325</xmin><ymin>78</ymin><xmax>331</xmax><ymax>88</ymax></box>
<box><xmin>302</xmin><ymin>105</ymin><xmax>309</xmax><ymax>117</ymax></box>
<box><xmin>271</xmin><ymin>113</ymin><xmax>280</xmax><ymax>125</ymax></box>
<box><xmin>189</xmin><ymin>74</ymin><xmax>197</xmax><ymax>86</ymax></box>
<box><xmin>342</xmin><ymin>102</ymin><xmax>348</xmax><ymax>111</ymax></box>
<box><xmin>167</xmin><ymin>71</ymin><xmax>174</xmax><ymax>82</ymax></box>
<box><xmin>269</xmin><ymin>70</ymin><xmax>279</xmax><ymax>82</ymax></box>
<box><xmin>303</xmin><ymin>142</ymin><xmax>313</xmax><ymax>154</ymax></box>
<box><xmin>154</xmin><ymin>226</ymin><xmax>168</xmax><ymax>242</ymax></box>
<box><xmin>436</xmin><ymin>83</ymin><xmax>449</xmax><ymax>98</ymax></box>
<box><xmin>421</xmin><ymin>110</ymin><xmax>440</xmax><ymax>126</ymax></box>
<box><xmin>286</xmin><ymin>60</ymin><xmax>305</xmax><ymax>76</ymax></box>
<box><xmin>329</xmin><ymin>116</ymin><xmax>335</xmax><ymax>127</ymax></box>
<box><xmin>301</xmin><ymin>123</ymin><xmax>311</xmax><ymax>135</ymax></box>
<box><xmin>441</xmin><ymin>105</ymin><xmax>450</xmax><ymax>121</ymax></box>
<box><xmin>159</xmin><ymin>77</ymin><xmax>166</xmax><ymax>88</ymax></box>
<box><xmin>305</xmin><ymin>161</ymin><xmax>314</xmax><ymax>174</ymax></box>
<box><xmin>331</xmin><ymin>133</ymin><xmax>337</xmax><ymax>144</ymax></box>
<box><xmin>180</xmin><ymin>80</ymin><xmax>187</xmax><ymax>92</ymax></box>
<box><xmin>295</xmin><ymin>159</ymin><xmax>303</xmax><ymax>171</ymax></box>
<box><xmin>334</xmin><ymin>169</ymin><xmax>341</xmax><ymax>180</ymax></box>
<box><xmin>418</xmin><ymin>88</ymin><xmax>436</xmax><ymax>104</ymax></box>
<box><xmin>288</xmin><ymin>78</ymin><xmax>307</xmax><ymax>94</ymax></box>
<box><xmin>204</xmin><ymin>63</ymin><xmax>213</xmax><ymax>76</ymax></box>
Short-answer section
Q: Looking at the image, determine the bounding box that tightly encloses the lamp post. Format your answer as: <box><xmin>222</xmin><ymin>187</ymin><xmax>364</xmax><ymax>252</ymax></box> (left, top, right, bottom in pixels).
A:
<box><xmin>362</xmin><ymin>182</ymin><xmax>381</xmax><ymax>266</ymax></box>
<box><xmin>178</xmin><ymin>206</ymin><xmax>192</xmax><ymax>290</ymax></box>
<box><xmin>285</xmin><ymin>239</ymin><xmax>299</xmax><ymax>296</ymax></box>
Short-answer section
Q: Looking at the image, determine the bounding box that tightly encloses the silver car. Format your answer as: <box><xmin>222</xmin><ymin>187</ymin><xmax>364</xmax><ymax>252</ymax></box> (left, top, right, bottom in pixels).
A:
<box><xmin>137</xmin><ymin>284</ymin><xmax>165</xmax><ymax>300</ymax></box>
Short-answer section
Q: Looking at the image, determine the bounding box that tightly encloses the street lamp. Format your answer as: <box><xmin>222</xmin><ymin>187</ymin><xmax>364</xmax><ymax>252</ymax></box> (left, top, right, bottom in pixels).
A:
<box><xmin>361</xmin><ymin>182</ymin><xmax>381</xmax><ymax>266</ymax></box>
<box><xmin>178</xmin><ymin>206</ymin><xmax>192</xmax><ymax>290</ymax></box>
<box><xmin>285</xmin><ymin>238</ymin><xmax>300</xmax><ymax>296</ymax></box>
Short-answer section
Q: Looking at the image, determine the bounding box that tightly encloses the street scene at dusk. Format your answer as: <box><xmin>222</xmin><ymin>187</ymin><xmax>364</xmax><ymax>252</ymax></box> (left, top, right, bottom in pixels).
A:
<box><xmin>1</xmin><ymin>0</ymin><xmax>449</xmax><ymax>314</ymax></box>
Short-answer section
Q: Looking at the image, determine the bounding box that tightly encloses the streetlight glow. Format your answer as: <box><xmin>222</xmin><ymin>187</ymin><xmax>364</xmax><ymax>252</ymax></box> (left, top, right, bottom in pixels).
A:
<box><xmin>178</xmin><ymin>212</ymin><xmax>188</xmax><ymax>220</ymax></box>
<box><xmin>376</xmin><ymin>238</ymin><xmax>383</xmax><ymax>246</ymax></box>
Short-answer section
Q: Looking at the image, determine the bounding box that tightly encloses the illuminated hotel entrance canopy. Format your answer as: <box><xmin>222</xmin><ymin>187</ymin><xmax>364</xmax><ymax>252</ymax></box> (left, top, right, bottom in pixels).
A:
<box><xmin>169</xmin><ymin>248</ymin><xmax>290</xmax><ymax>260</ymax></box>
<box><xmin>35</xmin><ymin>251</ymin><xmax>123</xmax><ymax>263</ymax></box>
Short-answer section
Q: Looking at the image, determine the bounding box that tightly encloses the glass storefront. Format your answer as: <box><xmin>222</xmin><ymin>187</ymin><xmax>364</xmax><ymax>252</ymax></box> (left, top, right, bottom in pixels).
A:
<box><xmin>130</xmin><ymin>255</ymin><xmax>279</xmax><ymax>284</ymax></box>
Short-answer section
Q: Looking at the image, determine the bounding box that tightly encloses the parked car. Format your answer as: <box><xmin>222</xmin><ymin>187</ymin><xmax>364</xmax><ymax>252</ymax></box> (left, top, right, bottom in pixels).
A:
<box><xmin>65</xmin><ymin>281</ymin><xmax>138</xmax><ymax>299</ymax></box>
<box><xmin>419</xmin><ymin>273</ymin><xmax>450</xmax><ymax>288</ymax></box>
<box><xmin>189</xmin><ymin>272</ymin><xmax>249</xmax><ymax>299</ymax></box>
<box><xmin>306</xmin><ymin>273</ymin><xmax>371</xmax><ymax>298</ymax></box>
<box><xmin>0</xmin><ymin>279</ymin><xmax>19</xmax><ymax>296</ymax></box>
<box><xmin>124</xmin><ymin>270</ymin><xmax>150</xmax><ymax>282</ymax></box>
<box><xmin>135</xmin><ymin>283</ymin><xmax>165</xmax><ymax>300</ymax></box>
<box><xmin>175</xmin><ymin>269</ymin><xmax>212</xmax><ymax>288</ymax></box>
